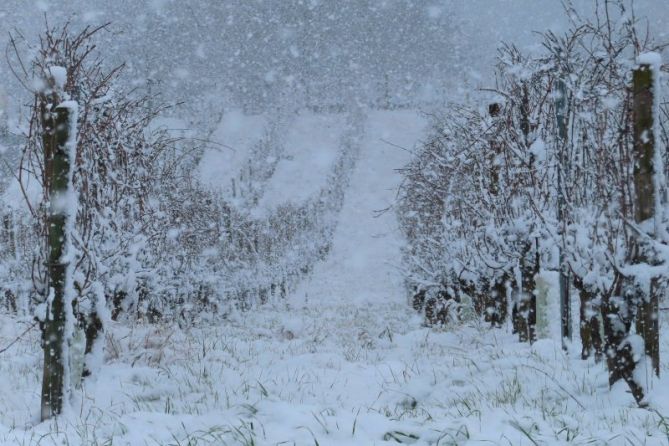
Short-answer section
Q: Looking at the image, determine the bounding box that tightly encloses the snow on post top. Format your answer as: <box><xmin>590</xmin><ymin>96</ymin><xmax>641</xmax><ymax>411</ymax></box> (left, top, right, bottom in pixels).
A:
<box><xmin>48</xmin><ymin>66</ymin><xmax>67</xmax><ymax>91</ymax></box>
<box><xmin>57</xmin><ymin>100</ymin><xmax>78</xmax><ymax>111</ymax></box>
<box><xmin>638</xmin><ymin>52</ymin><xmax>662</xmax><ymax>69</ymax></box>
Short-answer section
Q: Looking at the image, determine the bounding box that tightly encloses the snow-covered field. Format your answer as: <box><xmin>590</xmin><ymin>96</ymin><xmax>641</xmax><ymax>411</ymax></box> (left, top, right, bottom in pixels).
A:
<box><xmin>1</xmin><ymin>110</ymin><xmax>669</xmax><ymax>445</ymax></box>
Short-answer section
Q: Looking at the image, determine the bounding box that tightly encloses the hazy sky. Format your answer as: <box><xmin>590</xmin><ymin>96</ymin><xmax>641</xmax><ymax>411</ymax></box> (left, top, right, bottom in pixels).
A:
<box><xmin>0</xmin><ymin>0</ymin><xmax>666</xmax><ymax>119</ymax></box>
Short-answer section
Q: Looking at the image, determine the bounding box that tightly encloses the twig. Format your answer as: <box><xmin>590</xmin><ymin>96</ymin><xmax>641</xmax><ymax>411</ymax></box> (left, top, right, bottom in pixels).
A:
<box><xmin>0</xmin><ymin>321</ymin><xmax>38</xmax><ymax>354</ymax></box>
<box><xmin>380</xmin><ymin>138</ymin><xmax>412</xmax><ymax>153</ymax></box>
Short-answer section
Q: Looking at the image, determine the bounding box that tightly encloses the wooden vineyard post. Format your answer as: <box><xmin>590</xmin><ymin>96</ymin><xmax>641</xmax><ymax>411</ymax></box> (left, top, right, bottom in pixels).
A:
<box><xmin>41</xmin><ymin>101</ymin><xmax>74</xmax><ymax>420</ymax></box>
<box><xmin>554</xmin><ymin>79</ymin><xmax>572</xmax><ymax>350</ymax></box>
<box><xmin>632</xmin><ymin>63</ymin><xmax>660</xmax><ymax>377</ymax></box>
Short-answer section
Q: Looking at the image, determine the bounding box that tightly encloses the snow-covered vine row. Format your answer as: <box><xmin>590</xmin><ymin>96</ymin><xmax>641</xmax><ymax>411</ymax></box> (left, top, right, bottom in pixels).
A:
<box><xmin>398</xmin><ymin>0</ymin><xmax>669</xmax><ymax>405</ymax></box>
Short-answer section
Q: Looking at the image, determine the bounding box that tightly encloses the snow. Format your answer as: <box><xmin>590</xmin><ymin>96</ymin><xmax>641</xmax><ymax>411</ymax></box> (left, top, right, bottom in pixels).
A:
<box><xmin>48</xmin><ymin>66</ymin><xmax>67</xmax><ymax>91</ymax></box>
<box><xmin>646</xmin><ymin>51</ymin><xmax>667</xmax><ymax>242</ymax></box>
<box><xmin>535</xmin><ymin>270</ymin><xmax>561</xmax><ymax>340</ymax></box>
<box><xmin>59</xmin><ymin>98</ymin><xmax>80</xmax><ymax>417</ymax></box>
<box><xmin>639</xmin><ymin>52</ymin><xmax>663</xmax><ymax>68</ymax></box>
<box><xmin>529</xmin><ymin>137</ymin><xmax>546</xmax><ymax>163</ymax></box>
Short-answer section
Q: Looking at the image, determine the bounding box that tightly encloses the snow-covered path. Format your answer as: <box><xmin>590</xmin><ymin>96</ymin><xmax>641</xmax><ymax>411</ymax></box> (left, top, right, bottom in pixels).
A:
<box><xmin>292</xmin><ymin>109</ymin><xmax>425</xmax><ymax>309</ymax></box>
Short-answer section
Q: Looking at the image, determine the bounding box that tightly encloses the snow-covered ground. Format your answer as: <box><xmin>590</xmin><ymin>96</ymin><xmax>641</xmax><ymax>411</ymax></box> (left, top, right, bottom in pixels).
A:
<box><xmin>1</xmin><ymin>110</ymin><xmax>669</xmax><ymax>445</ymax></box>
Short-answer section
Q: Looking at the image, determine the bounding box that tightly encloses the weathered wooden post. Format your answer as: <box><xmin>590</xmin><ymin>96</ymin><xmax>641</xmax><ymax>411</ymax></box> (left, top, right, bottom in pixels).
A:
<box><xmin>599</xmin><ymin>59</ymin><xmax>663</xmax><ymax>406</ymax></box>
<box><xmin>554</xmin><ymin>78</ymin><xmax>572</xmax><ymax>350</ymax></box>
<box><xmin>632</xmin><ymin>61</ymin><xmax>660</xmax><ymax>377</ymax></box>
<box><xmin>41</xmin><ymin>97</ymin><xmax>75</xmax><ymax>420</ymax></box>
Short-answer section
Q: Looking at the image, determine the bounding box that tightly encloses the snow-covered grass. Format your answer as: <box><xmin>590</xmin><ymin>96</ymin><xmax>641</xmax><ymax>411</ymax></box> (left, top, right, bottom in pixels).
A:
<box><xmin>2</xmin><ymin>309</ymin><xmax>669</xmax><ymax>445</ymax></box>
<box><xmin>0</xmin><ymin>110</ymin><xmax>668</xmax><ymax>445</ymax></box>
